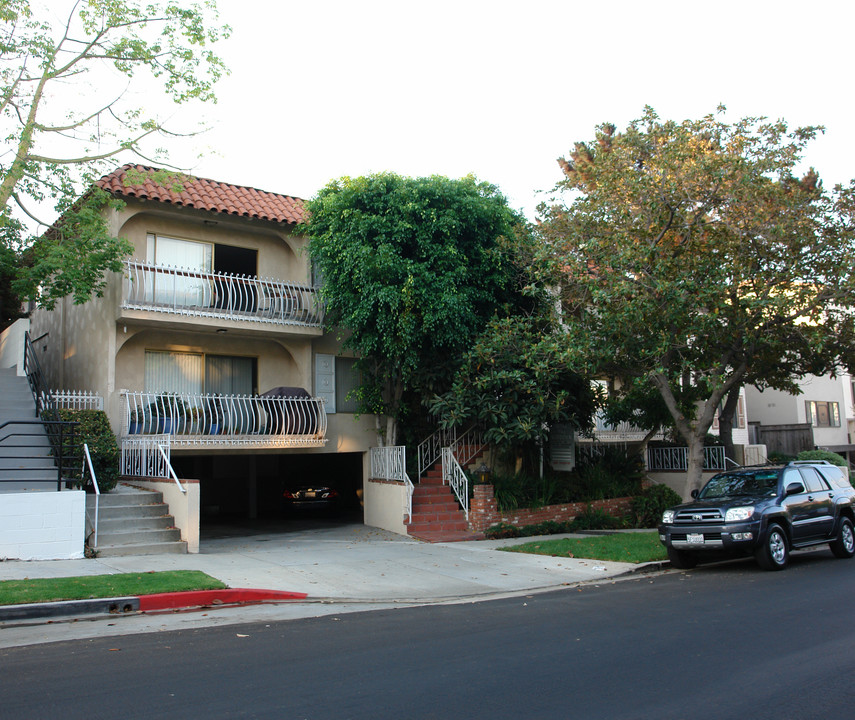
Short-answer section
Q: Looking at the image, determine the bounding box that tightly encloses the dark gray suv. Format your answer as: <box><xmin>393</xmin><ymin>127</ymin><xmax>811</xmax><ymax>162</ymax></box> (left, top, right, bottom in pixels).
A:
<box><xmin>658</xmin><ymin>461</ymin><xmax>855</xmax><ymax>570</ymax></box>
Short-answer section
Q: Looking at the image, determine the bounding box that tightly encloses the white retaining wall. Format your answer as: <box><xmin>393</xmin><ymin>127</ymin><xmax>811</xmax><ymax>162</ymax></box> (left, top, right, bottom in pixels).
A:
<box><xmin>0</xmin><ymin>490</ymin><xmax>85</xmax><ymax>560</ymax></box>
<box><xmin>364</xmin><ymin>479</ymin><xmax>408</xmax><ymax>536</ymax></box>
<box><xmin>0</xmin><ymin>318</ymin><xmax>29</xmax><ymax>376</ymax></box>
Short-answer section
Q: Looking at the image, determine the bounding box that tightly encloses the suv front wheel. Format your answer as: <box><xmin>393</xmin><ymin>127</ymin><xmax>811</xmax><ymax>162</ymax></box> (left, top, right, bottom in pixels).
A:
<box><xmin>755</xmin><ymin>523</ymin><xmax>789</xmax><ymax>571</ymax></box>
<box><xmin>667</xmin><ymin>547</ymin><xmax>698</xmax><ymax>569</ymax></box>
<box><xmin>830</xmin><ymin>517</ymin><xmax>855</xmax><ymax>559</ymax></box>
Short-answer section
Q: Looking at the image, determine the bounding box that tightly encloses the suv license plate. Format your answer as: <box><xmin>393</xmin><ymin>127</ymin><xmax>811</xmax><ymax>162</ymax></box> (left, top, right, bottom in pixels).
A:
<box><xmin>687</xmin><ymin>533</ymin><xmax>704</xmax><ymax>544</ymax></box>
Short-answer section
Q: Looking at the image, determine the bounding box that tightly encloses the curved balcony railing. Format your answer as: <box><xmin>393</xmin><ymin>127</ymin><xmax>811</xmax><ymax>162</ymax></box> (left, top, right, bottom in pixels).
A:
<box><xmin>122</xmin><ymin>260</ymin><xmax>324</xmax><ymax>328</ymax></box>
<box><xmin>121</xmin><ymin>391</ymin><xmax>328</xmax><ymax>448</ymax></box>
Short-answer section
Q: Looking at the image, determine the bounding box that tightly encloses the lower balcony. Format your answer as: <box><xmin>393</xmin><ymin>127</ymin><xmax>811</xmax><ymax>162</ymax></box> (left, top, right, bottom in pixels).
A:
<box><xmin>121</xmin><ymin>390</ymin><xmax>328</xmax><ymax>449</ymax></box>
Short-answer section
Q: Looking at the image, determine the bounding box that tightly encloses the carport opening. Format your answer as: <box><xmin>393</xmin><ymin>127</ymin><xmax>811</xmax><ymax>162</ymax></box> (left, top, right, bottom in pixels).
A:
<box><xmin>170</xmin><ymin>452</ymin><xmax>364</xmax><ymax>538</ymax></box>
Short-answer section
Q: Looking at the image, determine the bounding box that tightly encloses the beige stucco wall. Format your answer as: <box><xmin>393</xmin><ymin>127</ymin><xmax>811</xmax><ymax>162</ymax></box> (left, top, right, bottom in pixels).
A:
<box><xmin>363</xmin><ymin>480</ymin><xmax>408</xmax><ymax>536</ymax></box>
<box><xmin>114</xmin><ymin>202</ymin><xmax>310</xmax><ymax>284</ymax></box>
<box><xmin>129</xmin><ymin>479</ymin><xmax>200</xmax><ymax>553</ymax></box>
<box><xmin>29</xmin><ymin>197</ymin><xmax>380</xmax><ymax>458</ymax></box>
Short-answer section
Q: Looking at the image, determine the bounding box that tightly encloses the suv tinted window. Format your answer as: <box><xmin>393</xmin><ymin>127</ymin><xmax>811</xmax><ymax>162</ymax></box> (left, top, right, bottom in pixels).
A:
<box><xmin>698</xmin><ymin>470</ymin><xmax>778</xmax><ymax>498</ymax></box>
<box><xmin>817</xmin><ymin>465</ymin><xmax>852</xmax><ymax>489</ymax></box>
<box><xmin>782</xmin><ymin>468</ymin><xmax>805</xmax><ymax>491</ymax></box>
<box><xmin>798</xmin><ymin>467</ymin><xmax>827</xmax><ymax>493</ymax></box>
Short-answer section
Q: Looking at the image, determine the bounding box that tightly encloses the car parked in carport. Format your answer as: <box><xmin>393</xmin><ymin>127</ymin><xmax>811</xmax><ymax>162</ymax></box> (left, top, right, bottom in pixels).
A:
<box><xmin>658</xmin><ymin>461</ymin><xmax>855</xmax><ymax>570</ymax></box>
<box><xmin>282</xmin><ymin>485</ymin><xmax>340</xmax><ymax>514</ymax></box>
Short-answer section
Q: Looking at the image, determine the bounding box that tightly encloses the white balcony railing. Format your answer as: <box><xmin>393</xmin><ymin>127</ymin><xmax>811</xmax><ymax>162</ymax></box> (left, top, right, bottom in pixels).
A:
<box><xmin>121</xmin><ymin>391</ymin><xmax>327</xmax><ymax>448</ymax></box>
<box><xmin>122</xmin><ymin>260</ymin><xmax>324</xmax><ymax>328</ymax></box>
<box><xmin>646</xmin><ymin>446</ymin><xmax>726</xmax><ymax>472</ymax></box>
<box><xmin>593</xmin><ymin>412</ymin><xmax>665</xmax><ymax>442</ymax></box>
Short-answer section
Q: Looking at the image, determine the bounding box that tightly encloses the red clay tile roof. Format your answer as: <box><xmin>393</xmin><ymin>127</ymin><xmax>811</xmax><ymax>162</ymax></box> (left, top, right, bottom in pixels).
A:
<box><xmin>97</xmin><ymin>164</ymin><xmax>307</xmax><ymax>225</ymax></box>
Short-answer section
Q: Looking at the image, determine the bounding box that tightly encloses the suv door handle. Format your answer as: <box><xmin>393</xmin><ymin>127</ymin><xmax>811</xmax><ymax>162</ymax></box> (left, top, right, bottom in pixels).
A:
<box><xmin>808</xmin><ymin>495</ymin><xmax>815</xmax><ymax>501</ymax></box>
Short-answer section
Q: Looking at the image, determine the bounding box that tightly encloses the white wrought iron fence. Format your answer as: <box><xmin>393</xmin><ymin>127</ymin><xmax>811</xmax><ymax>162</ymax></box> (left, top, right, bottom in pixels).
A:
<box><xmin>52</xmin><ymin>389</ymin><xmax>103</xmax><ymax>411</ymax></box>
<box><xmin>121</xmin><ymin>435</ymin><xmax>173</xmax><ymax>478</ymax></box>
<box><xmin>122</xmin><ymin>260</ymin><xmax>324</xmax><ymax>327</ymax></box>
<box><xmin>121</xmin><ymin>390</ymin><xmax>327</xmax><ymax>446</ymax></box>
<box><xmin>646</xmin><ymin>446</ymin><xmax>726</xmax><ymax>472</ymax></box>
<box><xmin>370</xmin><ymin>446</ymin><xmax>414</xmax><ymax>523</ymax></box>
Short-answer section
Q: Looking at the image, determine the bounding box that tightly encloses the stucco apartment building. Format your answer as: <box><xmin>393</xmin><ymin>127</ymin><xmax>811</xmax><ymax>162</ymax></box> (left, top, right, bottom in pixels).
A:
<box><xmin>29</xmin><ymin>165</ymin><xmax>384</xmax><ymax>533</ymax></box>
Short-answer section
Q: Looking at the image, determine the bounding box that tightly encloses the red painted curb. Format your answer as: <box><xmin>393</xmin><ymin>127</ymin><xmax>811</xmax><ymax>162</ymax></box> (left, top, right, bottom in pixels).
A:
<box><xmin>137</xmin><ymin>588</ymin><xmax>308</xmax><ymax>612</ymax></box>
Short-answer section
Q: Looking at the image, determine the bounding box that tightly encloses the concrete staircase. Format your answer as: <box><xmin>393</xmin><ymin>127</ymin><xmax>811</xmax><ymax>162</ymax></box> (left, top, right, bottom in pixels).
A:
<box><xmin>407</xmin><ymin>462</ymin><xmax>484</xmax><ymax>543</ymax></box>
<box><xmin>88</xmin><ymin>484</ymin><xmax>187</xmax><ymax>556</ymax></box>
<box><xmin>0</xmin><ymin>366</ymin><xmax>57</xmax><ymax>491</ymax></box>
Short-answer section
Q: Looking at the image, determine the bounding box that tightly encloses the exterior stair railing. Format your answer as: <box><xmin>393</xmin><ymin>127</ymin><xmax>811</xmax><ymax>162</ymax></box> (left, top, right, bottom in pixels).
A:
<box><xmin>369</xmin><ymin>445</ymin><xmax>414</xmax><ymax>523</ymax></box>
<box><xmin>417</xmin><ymin>424</ymin><xmax>485</xmax><ymax>480</ymax></box>
<box><xmin>441</xmin><ymin>447</ymin><xmax>469</xmax><ymax>520</ymax></box>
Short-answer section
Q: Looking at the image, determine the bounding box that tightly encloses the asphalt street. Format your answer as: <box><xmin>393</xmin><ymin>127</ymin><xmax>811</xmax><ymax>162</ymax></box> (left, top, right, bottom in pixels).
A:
<box><xmin>3</xmin><ymin>548</ymin><xmax>855</xmax><ymax>720</ymax></box>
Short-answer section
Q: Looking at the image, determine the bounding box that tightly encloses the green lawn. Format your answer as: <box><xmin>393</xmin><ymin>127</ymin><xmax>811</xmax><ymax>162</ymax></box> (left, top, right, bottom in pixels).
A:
<box><xmin>501</xmin><ymin>532</ymin><xmax>667</xmax><ymax>564</ymax></box>
<box><xmin>0</xmin><ymin>570</ymin><xmax>227</xmax><ymax>606</ymax></box>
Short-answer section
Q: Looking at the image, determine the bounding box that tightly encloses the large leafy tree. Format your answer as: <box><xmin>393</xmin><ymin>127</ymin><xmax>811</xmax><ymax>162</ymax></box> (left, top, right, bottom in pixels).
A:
<box><xmin>0</xmin><ymin>0</ymin><xmax>229</xmax><ymax>317</ymax></box>
<box><xmin>428</xmin><ymin>314</ymin><xmax>597</xmax><ymax>471</ymax></box>
<box><xmin>540</xmin><ymin>107</ymin><xmax>855</xmax><ymax>498</ymax></box>
<box><xmin>304</xmin><ymin>172</ymin><xmax>525</xmax><ymax>445</ymax></box>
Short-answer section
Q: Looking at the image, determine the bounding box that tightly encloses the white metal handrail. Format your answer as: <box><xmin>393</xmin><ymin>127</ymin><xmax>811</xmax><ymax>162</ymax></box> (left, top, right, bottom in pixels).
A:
<box><xmin>417</xmin><ymin>426</ymin><xmax>457</xmax><ymax>478</ymax></box>
<box><xmin>646</xmin><ymin>446</ymin><xmax>726</xmax><ymax>472</ymax></box>
<box><xmin>121</xmin><ymin>390</ymin><xmax>327</xmax><ymax>447</ymax></box>
<box><xmin>449</xmin><ymin>426</ymin><xmax>486</xmax><ymax>468</ymax></box>
<box><xmin>122</xmin><ymin>259</ymin><xmax>324</xmax><ymax>328</ymax></box>
<box><xmin>157</xmin><ymin>443</ymin><xmax>186</xmax><ymax>494</ymax></box>
<box><xmin>82</xmin><ymin>443</ymin><xmax>100</xmax><ymax>547</ymax></box>
<box><xmin>442</xmin><ymin>447</ymin><xmax>469</xmax><ymax>520</ymax></box>
<box><xmin>370</xmin><ymin>446</ymin><xmax>415</xmax><ymax>523</ymax></box>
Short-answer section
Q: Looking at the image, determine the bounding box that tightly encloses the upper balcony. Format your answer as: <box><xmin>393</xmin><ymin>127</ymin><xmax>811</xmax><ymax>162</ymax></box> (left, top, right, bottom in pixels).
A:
<box><xmin>120</xmin><ymin>260</ymin><xmax>324</xmax><ymax>334</ymax></box>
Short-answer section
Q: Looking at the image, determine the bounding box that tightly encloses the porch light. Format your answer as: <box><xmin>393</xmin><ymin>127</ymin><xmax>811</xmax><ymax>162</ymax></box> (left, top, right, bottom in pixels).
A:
<box><xmin>477</xmin><ymin>462</ymin><xmax>490</xmax><ymax>484</ymax></box>
<box><xmin>216</xmin><ymin>328</ymin><xmax>227</xmax><ymax>333</ymax></box>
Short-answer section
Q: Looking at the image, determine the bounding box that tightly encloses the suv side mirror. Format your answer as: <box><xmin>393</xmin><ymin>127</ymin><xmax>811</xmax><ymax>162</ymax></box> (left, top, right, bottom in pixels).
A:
<box><xmin>785</xmin><ymin>481</ymin><xmax>805</xmax><ymax>496</ymax></box>
<box><xmin>690</xmin><ymin>489</ymin><xmax>699</xmax><ymax>499</ymax></box>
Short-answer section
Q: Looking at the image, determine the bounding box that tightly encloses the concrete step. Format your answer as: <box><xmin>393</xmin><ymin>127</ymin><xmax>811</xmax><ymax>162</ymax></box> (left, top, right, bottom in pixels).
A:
<box><xmin>96</xmin><ymin>515</ymin><xmax>174</xmax><ymax>532</ymax></box>
<box><xmin>407</xmin><ymin>530</ymin><xmax>485</xmax><ymax>543</ymax></box>
<box><xmin>95</xmin><ymin>527</ymin><xmax>182</xmax><ymax>546</ymax></box>
<box><xmin>89</xmin><ymin>503</ymin><xmax>170</xmax><ymax>520</ymax></box>
<box><xmin>87</xmin><ymin>491</ymin><xmax>164</xmax><ymax>508</ymax></box>
<box><xmin>94</xmin><ymin>540</ymin><xmax>188</xmax><ymax>557</ymax></box>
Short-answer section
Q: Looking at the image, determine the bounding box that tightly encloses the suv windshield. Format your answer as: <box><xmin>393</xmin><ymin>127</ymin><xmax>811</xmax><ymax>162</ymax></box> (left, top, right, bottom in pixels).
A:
<box><xmin>698</xmin><ymin>470</ymin><xmax>779</xmax><ymax>499</ymax></box>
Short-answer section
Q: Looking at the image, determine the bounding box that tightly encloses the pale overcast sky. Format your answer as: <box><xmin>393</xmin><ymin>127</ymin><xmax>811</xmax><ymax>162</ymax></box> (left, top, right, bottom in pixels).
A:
<box><xmin>163</xmin><ymin>0</ymin><xmax>853</xmax><ymax>219</ymax></box>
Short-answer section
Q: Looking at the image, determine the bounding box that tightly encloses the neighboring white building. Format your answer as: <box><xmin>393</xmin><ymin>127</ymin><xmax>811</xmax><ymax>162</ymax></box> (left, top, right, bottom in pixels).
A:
<box><xmin>745</xmin><ymin>373</ymin><xmax>855</xmax><ymax>464</ymax></box>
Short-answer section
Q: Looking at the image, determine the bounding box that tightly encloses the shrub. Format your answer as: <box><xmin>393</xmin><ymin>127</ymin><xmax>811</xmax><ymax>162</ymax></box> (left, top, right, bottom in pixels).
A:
<box><xmin>56</xmin><ymin>409</ymin><xmax>120</xmax><ymax>492</ymax></box>
<box><xmin>797</xmin><ymin>449</ymin><xmax>848</xmax><ymax>468</ymax></box>
<box><xmin>485</xmin><ymin>522</ymin><xmax>522</xmax><ymax>539</ymax></box>
<box><xmin>569</xmin><ymin>505</ymin><xmax>626</xmax><ymax>530</ymax></box>
<box><xmin>520</xmin><ymin>520</ymin><xmax>574</xmax><ymax>536</ymax></box>
<box><xmin>630</xmin><ymin>484</ymin><xmax>682</xmax><ymax>528</ymax></box>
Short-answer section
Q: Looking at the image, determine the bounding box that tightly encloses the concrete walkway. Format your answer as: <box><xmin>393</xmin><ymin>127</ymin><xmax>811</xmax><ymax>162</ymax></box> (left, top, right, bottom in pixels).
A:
<box><xmin>0</xmin><ymin>522</ymin><xmax>660</xmax><ymax>648</ymax></box>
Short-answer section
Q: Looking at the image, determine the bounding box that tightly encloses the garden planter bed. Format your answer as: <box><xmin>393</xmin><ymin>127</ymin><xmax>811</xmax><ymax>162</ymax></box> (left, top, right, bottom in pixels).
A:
<box><xmin>469</xmin><ymin>484</ymin><xmax>633</xmax><ymax>533</ymax></box>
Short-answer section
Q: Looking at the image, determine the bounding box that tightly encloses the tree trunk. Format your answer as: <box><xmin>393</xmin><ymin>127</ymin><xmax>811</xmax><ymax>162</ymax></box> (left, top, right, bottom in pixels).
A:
<box><xmin>685</xmin><ymin>433</ymin><xmax>706</xmax><ymax>500</ymax></box>
<box><xmin>718</xmin><ymin>386</ymin><xmax>741</xmax><ymax>463</ymax></box>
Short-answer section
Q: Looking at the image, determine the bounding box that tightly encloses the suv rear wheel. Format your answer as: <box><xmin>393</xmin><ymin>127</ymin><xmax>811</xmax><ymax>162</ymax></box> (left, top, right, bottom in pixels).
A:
<box><xmin>755</xmin><ymin>523</ymin><xmax>789</xmax><ymax>571</ymax></box>
<box><xmin>829</xmin><ymin>517</ymin><xmax>855</xmax><ymax>559</ymax></box>
<box><xmin>667</xmin><ymin>547</ymin><xmax>698</xmax><ymax>569</ymax></box>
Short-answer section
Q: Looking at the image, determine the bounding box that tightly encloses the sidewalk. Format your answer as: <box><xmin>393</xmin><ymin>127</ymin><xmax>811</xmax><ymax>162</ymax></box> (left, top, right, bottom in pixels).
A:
<box><xmin>0</xmin><ymin>522</ymin><xmax>660</xmax><ymax>647</ymax></box>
